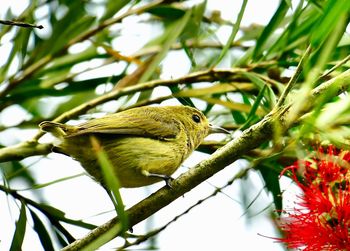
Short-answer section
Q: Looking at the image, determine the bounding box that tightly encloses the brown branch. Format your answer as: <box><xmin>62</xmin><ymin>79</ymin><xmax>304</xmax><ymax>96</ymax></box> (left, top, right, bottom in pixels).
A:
<box><xmin>119</xmin><ymin>166</ymin><xmax>251</xmax><ymax>250</ymax></box>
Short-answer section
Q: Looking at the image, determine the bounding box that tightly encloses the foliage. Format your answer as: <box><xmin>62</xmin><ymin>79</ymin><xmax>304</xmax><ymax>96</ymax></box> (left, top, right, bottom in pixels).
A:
<box><xmin>0</xmin><ymin>0</ymin><xmax>349</xmax><ymax>250</ymax></box>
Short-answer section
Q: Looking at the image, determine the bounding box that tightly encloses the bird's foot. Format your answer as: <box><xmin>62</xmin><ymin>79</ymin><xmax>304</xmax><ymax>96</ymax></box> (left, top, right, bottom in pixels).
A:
<box><xmin>142</xmin><ymin>170</ymin><xmax>174</xmax><ymax>188</ymax></box>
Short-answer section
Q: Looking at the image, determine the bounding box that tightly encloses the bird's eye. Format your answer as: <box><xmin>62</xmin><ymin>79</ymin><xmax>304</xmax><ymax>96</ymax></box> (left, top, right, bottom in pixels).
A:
<box><xmin>192</xmin><ymin>114</ymin><xmax>201</xmax><ymax>123</ymax></box>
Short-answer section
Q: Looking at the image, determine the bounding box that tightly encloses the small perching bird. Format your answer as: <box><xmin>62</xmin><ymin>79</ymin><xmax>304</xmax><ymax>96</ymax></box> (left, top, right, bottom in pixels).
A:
<box><xmin>40</xmin><ymin>106</ymin><xmax>227</xmax><ymax>188</ymax></box>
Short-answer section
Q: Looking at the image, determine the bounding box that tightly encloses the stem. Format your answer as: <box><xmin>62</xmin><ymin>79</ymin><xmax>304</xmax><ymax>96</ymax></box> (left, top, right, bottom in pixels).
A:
<box><xmin>276</xmin><ymin>45</ymin><xmax>312</xmax><ymax>107</ymax></box>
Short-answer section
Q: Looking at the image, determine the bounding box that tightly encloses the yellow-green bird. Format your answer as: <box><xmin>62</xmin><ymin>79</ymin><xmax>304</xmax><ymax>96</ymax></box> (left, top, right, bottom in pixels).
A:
<box><xmin>39</xmin><ymin>105</ymin><xmax>226</xmax><ymax>188</ymax></box>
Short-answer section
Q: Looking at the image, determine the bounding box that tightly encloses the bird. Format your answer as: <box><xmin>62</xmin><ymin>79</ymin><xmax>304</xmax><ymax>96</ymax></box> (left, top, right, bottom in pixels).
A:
<box><xmin>39</xmin><ymin>105</ymin><xmax>228</xmax><ymax>188</ymax></box>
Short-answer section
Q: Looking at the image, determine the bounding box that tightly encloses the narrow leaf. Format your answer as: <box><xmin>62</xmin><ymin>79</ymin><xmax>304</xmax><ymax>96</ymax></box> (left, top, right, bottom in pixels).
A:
<box><xmin>240</xmin><ymin>85</ymin><xmax>267</xmax><ymax>130</ymax></box>
<box><xmin>253</xmin><ymin>1</ymin><xmax>289</xmax><ymax>60</ymax></box>
<box><xmin>10</xmin><ymin>202</ymin><xmax>27</xmax><ymax>251</ymax></box>
<box><xmin>139</xmin><ymin>9</ymin><xmax>192</xmax><ymax>83</ymax></box>
<box><xmin>310</xmin><ymin>0</ymin><xmax>350</xmax><ymax>47</ymax></box>
<box><xmin>38</xmin><ymin>204</ymin><xmax>96</xmax><ymax>229</ymax></box>
<box><xmin>170</xmin><ymin>85</ymin><xmax>195</xmax><ymax>107</ymax></box>
<box><xmin>213</xmin><ymin>0</ymin><xmax>248</xmax><ymax>66</ymax></box>
<box><xmin>241</xmin><ymin>72</ymin><xmax>276</xmax><ymax>108</ymax></box>
<box><xmin>53</xmin><ymin>228</ymin><xmax>69</xmax><ymax>247</ymax></box>
<box><xmin>260</xmin><ymin>165</ymin><xmax>282</xmax><ymax>212</ymax></box>
<box><xmin>90</xmin><ymin>136</ymin><xmax>128</xmax><ymax>233</ymax></box>
<box><xmin>200</xmin><ymin>96</ymin><xmax>266</xmax><ymax>116</ymax></box>
<box><xmin>30</xmin><ymin>209</ymin><xmax>55</xmax><ymax>251</ymax></box>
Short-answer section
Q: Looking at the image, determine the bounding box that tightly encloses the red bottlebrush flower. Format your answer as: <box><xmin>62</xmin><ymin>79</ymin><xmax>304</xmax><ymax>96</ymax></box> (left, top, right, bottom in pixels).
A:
<box><xmin>277</xmin><ymin>145</ymin><xmax>350</xmax><ymax>250</ymax></box>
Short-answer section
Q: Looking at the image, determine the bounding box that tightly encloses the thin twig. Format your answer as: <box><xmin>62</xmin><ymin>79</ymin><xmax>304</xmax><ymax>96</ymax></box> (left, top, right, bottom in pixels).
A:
<box><xmin>118</xmin><ymin>167</ymin><xmax>251</xmax><ymax>250</ymax></box>
<box><xmin>319</xmin><ymin>54</ymin><xmax>350</xmax><ymax>79</ymax></box>
<box><xmin>0</xmin><ymin>183</ymin><xmax>96</xmax><ymax>229</ymax></box>
<box><xmin>0</xmin><ymin>20</ymin><xmax>43</xmax><ymax>29</ymax></box>
<box><xmin>276</xmin><ymin>45</ymin><xmax>313</xmax><ymax>107</ymax></box>
<box><xmin>65</xmin><ymin>0</ymin><xmax>163</xmax><ymax>49</ymax></box>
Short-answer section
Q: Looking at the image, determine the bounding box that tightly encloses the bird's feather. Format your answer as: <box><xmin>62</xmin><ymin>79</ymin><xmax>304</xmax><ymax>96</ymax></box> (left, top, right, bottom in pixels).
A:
<box><xmin>66</xmin><ymin>107</ymin><xmax>181</xmax><ymax>139</ymax></box>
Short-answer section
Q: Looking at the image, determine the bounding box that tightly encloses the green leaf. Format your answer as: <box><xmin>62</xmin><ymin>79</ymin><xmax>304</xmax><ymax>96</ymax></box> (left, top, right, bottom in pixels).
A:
<box><xmin>288</xmin><ymin>5</ymin><xmax>319</xmax><ymax>42</ymax></box>
<box><xmin>240</xmin><ymin>85</ymin><xmax>266</xmax><ymax>130</ymax></box>
<box><xmin>170</xmin><ymin>85</ymin><xmax>195</xmax><ymax>107</ymax></box>
<box><xmin>181</xmin><ymin>0</ymin><xmax>207</xmax><ymax>40</ymax></box>
<box><xmin>231</xmin><ymin>110</ymin><xmax>246</xmax><ymax>124</ymax></box>
<box><xmin>30</xmin><ymin>209</ymin><xmax>55</xmax><ymax>251</ymax></box>
<box><xmin>283</xmin><ymin>0</ymin><xmax>292</xmax><ymax>8</ymax></box>
<box><xmin>310</xmin><ymin>0</ymin><xmax>350</xmax><ymax>47</ymax></box>
<box><xmin>39</xmin><ymin>203</ymin><xmax>96</xmax><ymax>229</ymax></box>
<box><xmin>241</xmin><ymin>72</ymin><xmax>276</xmax><ymax>109</ymax></box>
<box><xmin>259</xmin><ymin>165</ymin><xmax>282</xmax><ymax>212</ymax></box>
<box><xmin>0</xmin><ymin>2</ymin><xmax>37</xmax><ymax>81</ymax></box>
<box><xmin>174</xmin><ymin>83</ymin><xmax>255</xmax><ymax>97</ymax></box>
<box><xmin>10</xmin><ymin>202</ymin><xmax>27</xmax><ymax>251</ymax></box>
<box><xmin>36</xmin><ymin>46</ymin><xmax>101</xmax><ymax>77</ymax></box>
<box><xmin>138</xmin><ymin>9</ymin><xmax>192</xmax><ymax>83</ymax></box>
<box><xmin>182</xmin><ymin>40</ymin><xmax>197</xmax><ymax>67</ymax></box>
<box><xmin>200</xmin><ymin>96</ymin><xmax>265</xmax><ymax>115</ymax></box>
<box><xmin>213</xmin><ymin>0</ymin><xmax>248</xmax><ymax>66</ymax></box>
<box><xmin>0</xmin><ymin>33</ymin><xmax>21</xmax><ymax>81</ymax></box>
<box><xmin>90</xmin><ymin>136</ymin><xmax>128</xmax><ymax>233</ymax></box>
<box><xmin>51</xmin><ymin>220</ymin><xmax>75</xmax><ymax>244</ymax></box>
<box><xmin>264</xmin><ymin>0</ymin><xmax>305</xmax><ymax>59</ymax></box>
<box><xmin>30</xmin><ymin>2</ymin><xmax>94</xmax><ymax>62</ymax></box>
<box><xmin>100</xmin><ymin>1</ymin><xmax>130</xmax><ymax>21</ymax></box>
<box><xmin>147</xmin><ymin>5</ymin><xmax>186</xmax><ymax>19</ymax></box>
<box><xmin>307</xmin><ymin>4</ymin><xmax>349</xmax><ymax>75</ymax></box>
<box><xmin>5</xmin><ymin>75</ymin><xmax>122</xmax><ymax>107</ymax></box>
<box><xmin>253</xmin><ymin>0</ymin><xmax>289</xmax><ymax>60</ymax></box>
<box><xmin>53</xmin><ymin>228</ymin><xmax>69</xmax><ymax>247</ymax></box>
<box><xmin>3</xmin><ymin>161</ymin><xmax>36</xmax><ymax>185</ymax></box>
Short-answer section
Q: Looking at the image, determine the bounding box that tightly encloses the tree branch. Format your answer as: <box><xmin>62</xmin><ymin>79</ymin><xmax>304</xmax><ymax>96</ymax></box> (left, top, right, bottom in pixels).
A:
<box><xmin>61</xmin><ymin>69</ymin><xmax>350</xmax><ymax>251</ymax></box>
<box><xmin>0</xmin><ymin>141</ymin><xmax>52</xmax><ymax>163</ymax></box>
<box><xmin>119</xmin><ymin>166</ymin><xmax>251</xmax><ymax>250</ymax></box>
<box><xmin>0</xmin><ymin>20</ymin><xmax>43</xmax><ymax>29</ymax></box>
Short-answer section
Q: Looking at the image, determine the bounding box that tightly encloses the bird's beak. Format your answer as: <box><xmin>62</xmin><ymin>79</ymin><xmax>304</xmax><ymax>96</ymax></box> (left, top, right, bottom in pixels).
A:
<box><xmin>209</xmin><ymin>124</ymin><xmax>231</xmax><ymax>134</ymax></box>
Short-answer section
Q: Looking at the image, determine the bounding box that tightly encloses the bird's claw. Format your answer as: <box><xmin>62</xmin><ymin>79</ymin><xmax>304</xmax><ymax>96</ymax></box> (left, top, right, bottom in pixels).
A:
<box><xmin>142</xmin><ymin>170</ymin><xmax>174</xmax><ymax>188</ymax></box>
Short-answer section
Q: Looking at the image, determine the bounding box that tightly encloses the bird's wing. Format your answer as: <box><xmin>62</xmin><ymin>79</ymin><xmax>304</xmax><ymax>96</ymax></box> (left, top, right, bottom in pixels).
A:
<box><xmin>66</xmin><ymin>108</ymin><xmax>180</xmax><ymax>139</ymax></box>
